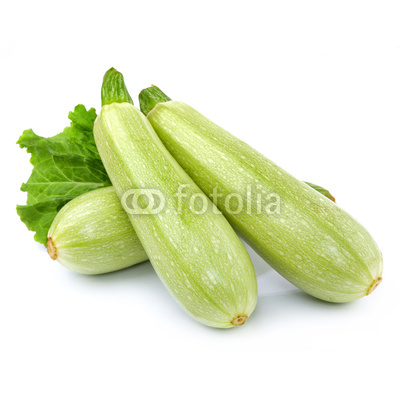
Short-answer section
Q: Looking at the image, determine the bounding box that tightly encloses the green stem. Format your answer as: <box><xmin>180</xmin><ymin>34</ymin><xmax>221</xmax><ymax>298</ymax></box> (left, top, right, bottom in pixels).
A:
<box><xmin>101</xmin><ymin>68</ymin><xmax>133</xmax><ymax>107</ymax></box>
<box><xmin>139</xmin><ymin>85</ymin><xmax>171</xmax><ymax>115</ymax></box>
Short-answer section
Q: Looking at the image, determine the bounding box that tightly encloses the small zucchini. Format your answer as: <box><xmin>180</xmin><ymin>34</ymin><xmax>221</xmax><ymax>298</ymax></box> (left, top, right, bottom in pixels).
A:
<box><xmin>92</xmin><ymin>69</ymin><xmax>257</xmax><ymax>328</ymax></box>
<box><xmin>47</xmin><ymin>186</ymin><xmax>147</xmax><ymax>274</ymax></box>
<box><xmin>139</xmin><ymin>86</ymin><xmax>383</xmax><ymax>303</ymax></box>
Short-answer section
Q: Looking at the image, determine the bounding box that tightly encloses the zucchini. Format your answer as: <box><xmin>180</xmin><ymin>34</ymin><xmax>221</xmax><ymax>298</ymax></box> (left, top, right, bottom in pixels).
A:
<box><xmin>139</xmin><ymin>86</ymin><xmax>383</xmax><ymax>303</ymax></box>
<box><xmin>93</xmin><ymin>69</ymin><xmax>257</xmax><ymax>328</ymax></box>
<box><xmin>47</xmin><ymin>187</ymin><xmax>147</xmax><ymax>274</ymax></box>
<box><xmin>48</xmin><ymin>183</ymin><xmax>334</xmax><ymax>274</ymax></box>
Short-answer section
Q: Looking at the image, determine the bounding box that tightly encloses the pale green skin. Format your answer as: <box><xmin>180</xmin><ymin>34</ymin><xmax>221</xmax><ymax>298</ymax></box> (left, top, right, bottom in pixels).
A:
<box><xmin>146</xmin><ymin>101</ymin><xmax>383</xmax><ymax>303</ymax></box>
<box><xmin>48</xmin><ymin>187</ymin><xmax>147</xmax><ymax>274</ymax></box>
<box><xmin>93</xmin><ymin>103</ymin><xmax>257</xmax><ymax>328</ymax></box>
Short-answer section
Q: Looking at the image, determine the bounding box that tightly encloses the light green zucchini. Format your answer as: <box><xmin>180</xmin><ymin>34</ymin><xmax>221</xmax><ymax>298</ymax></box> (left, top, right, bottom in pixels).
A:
<box><xmin>139</xmin><ymin>86</ymin><xmax>383</xmax><ymax>303</ymax></box>
<box><xmin>92</xmin><ymin>68</ymin><xmax>257</xmax><ymax>328</ymax></box>
<box><xmin>47</xmin><ymin>186</ymin><xmax>147</xmax><ymax>274</ymax></box>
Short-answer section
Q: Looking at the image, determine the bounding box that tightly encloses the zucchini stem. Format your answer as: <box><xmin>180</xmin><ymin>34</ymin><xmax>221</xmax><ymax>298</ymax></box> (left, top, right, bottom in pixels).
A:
<box><xmin>101</xmin><ymin>68</ymin><xmax>133</xmax><ymax>107</ymax></box>
<box><xmin>232</xmin><ymin>315</ymin><xmax>248</xmax><ymax>326</ymax></box>
<box><xmin>47</xmin><ymin>237</ymin><xmax>57</xmax><ymax>260</ymax></box>
<box><xmin>139</xmin><ymin>85</ymin><xmax>171</xmax><ymax>116</ymax></box>
<box><xmin>367</xmin><ymin>277</ymin><xmax>382</xmax><ymax>295</ymax></box>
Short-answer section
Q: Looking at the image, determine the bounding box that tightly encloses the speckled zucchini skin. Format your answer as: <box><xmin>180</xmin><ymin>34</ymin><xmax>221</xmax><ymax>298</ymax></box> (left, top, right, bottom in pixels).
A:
<box><xmin>143</xmin><ymin>99</ymin><xmax>383</xmax><ymax>303</ymax></box>
<box><xmin>48</xmin><ymin>187</ymin><xmax>147</xmax><ymax>274</ymax></box>
<box><xmin>93</xmin><ymin>100</ymin><xmax>257</xmax><ymax>328</ymax></box>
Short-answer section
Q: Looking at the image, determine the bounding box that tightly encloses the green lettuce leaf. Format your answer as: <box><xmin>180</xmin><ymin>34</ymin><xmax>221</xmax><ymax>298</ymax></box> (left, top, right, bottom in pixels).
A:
<box><xmin>304</xmin><ymin>182</ymin><xmax>336</xmax><ymax>203</ymax></box>
<box><xmin>17</xmin><ymin>105</ymin><xmax>111</xmax><ymax>245</ymax></box>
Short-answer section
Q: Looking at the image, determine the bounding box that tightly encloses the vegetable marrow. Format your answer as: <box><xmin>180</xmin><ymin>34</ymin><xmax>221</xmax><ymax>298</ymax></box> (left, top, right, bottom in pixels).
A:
<box><xmin>93</xmin><ymin>69</ymin><xmax>257</xmax><ymax>328</ymax></box>
<box><xmin>139</xmin><ymin>86</ymin><xmax>383</xmax><ymax>303</ymax></box>
<box><xmin>47</xmin><ymin>187</ymin><xmax>147</xmax><ymax>274</ymax></box>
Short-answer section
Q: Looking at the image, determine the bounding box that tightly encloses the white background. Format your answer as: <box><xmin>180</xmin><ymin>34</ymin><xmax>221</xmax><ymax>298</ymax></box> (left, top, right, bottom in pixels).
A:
<box><xmin>1</xmin><ymin>1</ymin><xmax>399</xmax><ymax>399</ymax></box>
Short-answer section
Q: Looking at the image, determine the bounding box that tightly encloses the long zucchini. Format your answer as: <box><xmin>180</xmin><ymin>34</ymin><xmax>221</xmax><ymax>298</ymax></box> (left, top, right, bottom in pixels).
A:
<box><xmin>92</xmin><ymin>69</ymin><xmax>257</xmax><ymax>328</ymax></box>
<box><xmin>139</xmin><ymin>86</ymin><xmax>383</xmax><ymax>303</ymax></box>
